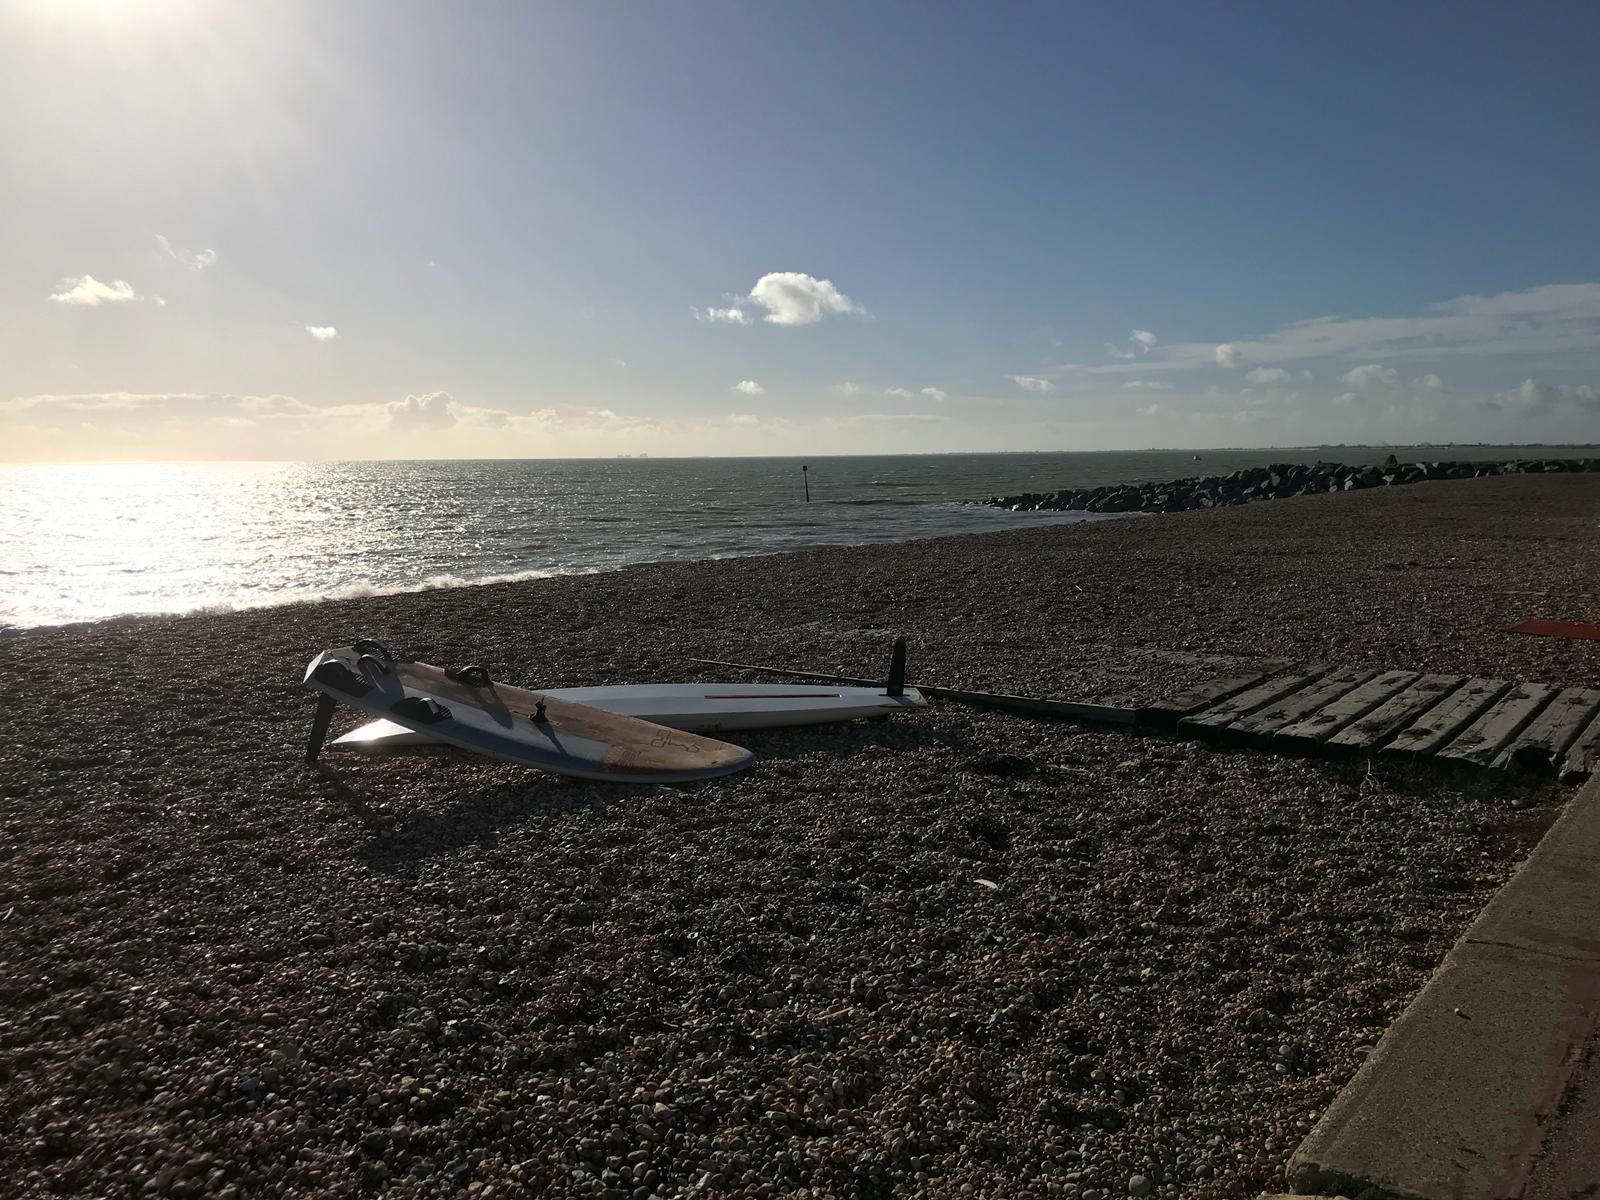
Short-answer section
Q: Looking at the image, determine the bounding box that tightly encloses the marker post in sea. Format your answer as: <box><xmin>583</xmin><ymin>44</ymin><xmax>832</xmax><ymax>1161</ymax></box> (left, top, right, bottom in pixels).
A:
<box><xmin>802</xmin><ymin>464</ymin><xmax>810</xmax><ymax>502</ymax></box>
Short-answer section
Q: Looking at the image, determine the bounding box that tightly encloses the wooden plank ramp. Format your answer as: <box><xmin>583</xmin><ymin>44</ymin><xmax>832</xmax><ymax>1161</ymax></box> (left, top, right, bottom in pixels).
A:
<box><xmin>1323</xmin><ymin>674</ymin><xmax>1463</xmax><ymax>755</ymax></box>
<box><xmin>1493</xmin><ymin>687</ymin><xmax>1600</xmax><ymax>776</ymax></box>
<box><xmin>1274</xmin><ymin>669</ymin><xmax>1419</xmax><ymax>751</ymax></box>
<box><xmin>1561</xmin><ymin>711</ymin><xmax>1600</xmax><ymax>784</ymax></box>
<box><xmin>1149</xmin><ymin>660</ymin><xmax>1594</xmax><ymax>782</ymax></box>
<box><xmin>1176</xmin><ymin>665</ymin><xmax>1325</xmax><ymax>739</ymax></box>
<box><xmin>1383</xmin><ymin>678</ymin><xmax>1510</xmax><ymax>760</ymax></box>
<box><xmin>1138</xmin><ymin>660</ymin><xmax>1290</xmax><ymax>728</ymax></box>
<box><xmin>1436</xmin><ymin>683</ymin><xmax>1557</xmax><ymax>768</ymax></box>
<box><xmin>1227</xmin><ymin>667</ymin><xmax>1377</xmax><ymax>748</ymax></box>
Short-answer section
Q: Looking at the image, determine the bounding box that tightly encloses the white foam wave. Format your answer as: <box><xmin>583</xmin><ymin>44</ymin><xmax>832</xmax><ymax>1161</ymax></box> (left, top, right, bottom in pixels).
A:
<box><xmin>0</xmin><ymin>565</ymin><xmax>603</xmax><ymax>636</ymax></box>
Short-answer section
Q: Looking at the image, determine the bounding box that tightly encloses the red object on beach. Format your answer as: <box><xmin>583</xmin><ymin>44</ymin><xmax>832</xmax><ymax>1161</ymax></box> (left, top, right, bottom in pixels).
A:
<box><xmin>1509</xmin><ymin>619</ymin><xmax>1600</xmax><ymax>640</ymax></box>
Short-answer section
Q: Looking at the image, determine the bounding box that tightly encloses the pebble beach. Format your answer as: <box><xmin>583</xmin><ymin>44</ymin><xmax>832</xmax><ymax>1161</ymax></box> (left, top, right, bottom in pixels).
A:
<box><xmin>4</xmin><ymin>471</ymin><xmax>1598</xmax><ymax>1199</ymax></box>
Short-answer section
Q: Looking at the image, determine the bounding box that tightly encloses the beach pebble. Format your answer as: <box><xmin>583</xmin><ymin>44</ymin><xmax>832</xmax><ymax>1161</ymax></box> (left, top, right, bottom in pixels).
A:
<box><xmin>0</xmin><ymin>478</ymin><xmax>1565</xmax><ymax>1200</ymax></box>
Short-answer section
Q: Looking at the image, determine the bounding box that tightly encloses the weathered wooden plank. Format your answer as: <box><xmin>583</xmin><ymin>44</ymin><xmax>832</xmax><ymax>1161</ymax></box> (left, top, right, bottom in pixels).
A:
<box><xmin>1437</xmin><ymin>683</ymin><xmax>1558</xmax><ymax>767</ymax></box>
<box><xmin>1177</xmin><ymin>665</ymin><xmax>1327</xmax><ymax>737</ymax></box>
<box><xmin>1228</xmin><ymin>667</ymin><xmax>1377</xmax><ymax>747</ymax></box>
<box><xmin>1561</xmin><ymin>711</ymin><xmax>1600</xmax><ymax>783</ymax></box>
<box><xmin>1274</xmin><ymin>669</ymin><xmax>1420</xmax><ymax>749</ymax></box>
<box><xmin>1138</xmin><ymin>661</ymin><xmax>1290</xmax><ymax>728</ymax></box>
<box><xmin>1493</xmin><ymin>687</ymin><xmax>1600</xmax><ymax>775</ymax></box>
<box><xmin>1325</xmin><ymin>674</ymin><xmax>1463</xmax><ymax>753</ymax></box>
<box><xmin>1383</xmin><ymin>677</ymin><xmax>1511</xmax><ymax>759</ymax></box>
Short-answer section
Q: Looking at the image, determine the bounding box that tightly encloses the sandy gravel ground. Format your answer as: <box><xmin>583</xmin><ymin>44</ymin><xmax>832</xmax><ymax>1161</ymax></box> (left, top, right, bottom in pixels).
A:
<box><xmin>2</xmin><ymin>472</ymin><xmax>1596</xmax><ymax>1199</ymax></box>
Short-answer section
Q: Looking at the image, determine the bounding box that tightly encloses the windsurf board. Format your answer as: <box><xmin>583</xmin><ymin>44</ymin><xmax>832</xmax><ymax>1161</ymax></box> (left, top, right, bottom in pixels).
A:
<box><xmin>303</xmin><ymin>644</ymin><xmax>754</xmax><ymax>783</ymax></box>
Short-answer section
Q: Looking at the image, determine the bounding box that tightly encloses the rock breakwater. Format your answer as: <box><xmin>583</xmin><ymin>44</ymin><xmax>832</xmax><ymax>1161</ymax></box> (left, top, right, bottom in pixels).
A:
<box><xmin>987</xmin><ymin>456</ymin><xmax>1600</xmax><ymax>515</ymax></box>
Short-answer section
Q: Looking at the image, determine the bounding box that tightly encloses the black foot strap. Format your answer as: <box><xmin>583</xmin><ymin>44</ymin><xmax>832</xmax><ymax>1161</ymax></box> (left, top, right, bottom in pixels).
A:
<box><xmin>391</xmin><ymin>696</ymin><xmax>452</xmax><ymax>724</ymax></box>
<box><xmin>305</xmin><ymin>694</ymin><xmax>337</xmax><ymax>764</ymax></box>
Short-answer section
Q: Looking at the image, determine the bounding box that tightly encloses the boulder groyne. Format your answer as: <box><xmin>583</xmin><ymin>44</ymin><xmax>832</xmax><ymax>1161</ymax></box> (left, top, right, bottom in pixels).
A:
<box><xmin>986</xmin><ymin>457</ymin><xmax>1600</xmax><ymax>515</ymax></box>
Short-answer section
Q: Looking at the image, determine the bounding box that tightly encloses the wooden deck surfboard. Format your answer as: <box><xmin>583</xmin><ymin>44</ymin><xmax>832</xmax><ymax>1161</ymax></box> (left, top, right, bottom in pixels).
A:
<box><xmin>303</xmin><ymin>646</ymin><xmax>754</xmax><ymax>783</ymax></box>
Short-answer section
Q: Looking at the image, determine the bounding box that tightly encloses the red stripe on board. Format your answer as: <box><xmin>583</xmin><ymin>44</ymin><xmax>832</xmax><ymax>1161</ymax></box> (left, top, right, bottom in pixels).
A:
<box><xmin>699</xmin><ymin>693</ymin><xmax>844</xmax><ymax>700</ymax></box>
<box><xmin>1509</xmin><ymin>619</ymin><xmax>1600</xmax><ymax>641</ymax></box>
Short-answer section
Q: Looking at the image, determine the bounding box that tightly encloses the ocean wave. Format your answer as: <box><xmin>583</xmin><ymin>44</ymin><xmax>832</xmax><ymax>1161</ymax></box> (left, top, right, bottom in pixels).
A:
<box><xmin>0</xmin><ymin>565</ymin><xmax>602</xmax><ymax>637</ymax></box>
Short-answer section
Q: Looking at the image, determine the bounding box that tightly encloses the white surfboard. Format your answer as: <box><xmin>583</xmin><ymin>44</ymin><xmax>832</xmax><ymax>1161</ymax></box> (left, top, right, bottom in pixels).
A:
<box><xmin>304</xmin><ymin>645</ymin><xmax>754</xmax><ymax>783</ymax></box>
<box><xmin>330</xmin><ymin>681</ymin><xmax>928</xmax><ymax>752</ymax></box>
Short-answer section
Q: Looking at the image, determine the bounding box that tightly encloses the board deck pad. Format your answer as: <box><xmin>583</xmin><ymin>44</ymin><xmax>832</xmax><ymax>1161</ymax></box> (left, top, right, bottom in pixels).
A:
<box><xmin>331</xmin><ymin>681</ymin><xmax>928</xmax><ymax>751</ymax></box>
<box><xmin>304</xmin><ymin>647</ymin><xmax>754</xmax><ymax>783</ymax></box>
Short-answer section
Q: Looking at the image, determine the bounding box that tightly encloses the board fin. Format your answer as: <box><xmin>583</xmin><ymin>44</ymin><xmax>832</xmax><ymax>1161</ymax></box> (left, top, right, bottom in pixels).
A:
<box><xmin>887</xmin><ymin>636</ymin><xmax>907</xmax><ymax>697</ymax></box>
<box><xmin>305</xmin><ymin>694</ymin><xmax>337</xmax><ymax>763</ymax></box>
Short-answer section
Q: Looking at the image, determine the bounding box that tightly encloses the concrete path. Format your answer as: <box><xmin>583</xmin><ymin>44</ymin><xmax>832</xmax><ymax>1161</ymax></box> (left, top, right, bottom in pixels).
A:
<box><xmin>1287</xmin><ymin>777</ymin><xmax>1600</xmax><ymax>1200</ymax></box>
<box><xmin>1524</xmin><ymin>1021</ymin><xmax>1600</xmax><ymax>1200</ymax></box>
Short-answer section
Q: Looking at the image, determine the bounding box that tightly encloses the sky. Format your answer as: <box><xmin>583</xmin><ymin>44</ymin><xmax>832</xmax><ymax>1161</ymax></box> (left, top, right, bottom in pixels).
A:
<box><xmin>3</xmin><ymin>0</ymin><xmax>1600</xmax><ymax>461</ymax></box>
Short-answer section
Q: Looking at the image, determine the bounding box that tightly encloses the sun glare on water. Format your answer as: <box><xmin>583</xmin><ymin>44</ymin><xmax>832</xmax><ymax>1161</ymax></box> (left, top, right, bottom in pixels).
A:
<box><xmin>0</xmin><ymin>462</ymin><xmax>315</xmax><ymax>630</ymax></box>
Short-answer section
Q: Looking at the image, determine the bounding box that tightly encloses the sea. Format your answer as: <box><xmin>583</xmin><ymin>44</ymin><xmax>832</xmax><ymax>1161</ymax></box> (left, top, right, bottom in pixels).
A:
<box><xmin>0</xmin><ymin>447</ymin><xmax>1586</xmax><ymax>632</ymax></box>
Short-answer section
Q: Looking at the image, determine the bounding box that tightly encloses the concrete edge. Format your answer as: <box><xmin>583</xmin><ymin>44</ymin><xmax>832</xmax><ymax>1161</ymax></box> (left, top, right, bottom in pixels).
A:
<box><xmin>1286</xmin><ymin>778</ymin><xmax>1600</xmax><ymax>1200</ymax></box>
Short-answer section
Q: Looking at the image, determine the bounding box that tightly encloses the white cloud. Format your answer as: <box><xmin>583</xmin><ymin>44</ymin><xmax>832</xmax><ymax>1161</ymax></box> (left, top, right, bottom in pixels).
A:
<box><xmin>695</xmin><ymin>305</ymin><xmax>750</xmax><ymax>324</ymax></box>
<box><xmin>1107</xmin><ymin>329</ymin><xmax>1158</xmax><ymax>359</ymax></box>
<box><xmin>3</xmin><ymin>392</ymin><xmax>306</xmax><ymax>421</ymax></box>
<box><xmin>305</xmin><ymin>325</ymin><xmax>338</xmax><ymax>341</ymax></box>
<box><xmin>920</xmin><ymin>387</ymin><xmax>948</xmax><ymax>402</ymax></box>
<box><xmin>1495</xmin><ymin>379</ymin><xmax>1600</xmax><ymax>414</ymax></box>
<box><xmin>1154</xmin><ymin>283</ymin><xmax>1600</xmax><ymax>373</ymax></box>
<box><xmin>385</xmin><ymin>392</ymin><xmax>511</xmax><ymax>432</ymax></box>
<box><xmin>1136</xmin><ymin>403</ymin><xmax>1162</xmax><ymax>417</ymax></box>
<box><xmin>1412</xmin><ymin>372</ymin><xmax>1445</xmax><ymax>391</ymax></box>
<box><xmin>0</xmin><ymin>390</ymin><xmax>507</xmax><ymax>435</ymax></box>
<box><xmin>831</xmin><ymin>412</ymin><xmax>951</xmax><ymax>427</ymax></box>
<box><xmin>732</xmin><ymin>379</ymin><xmax>765</xmax><ymax>396</ymax></box>
<box><xmin>835</xmin><ymin>382</ymin><xmax>930</xmax><ymax>400</ymax></box>
<box><xmin>1340</xmin><ymin>363</ymin><xmax>1400</xmax><ymax>391</ymax></box>
<box><xmin>703</xmin><ymin>272</ymin><xmax>863</xmax><ymax>327</ymax></box>
<box><xmin>1215</xmin><ymin>343</ymin><xmax>1246</xmax><ymax>368</ymax></box>
<box><xmin>1245</xmin><ymin>367</ymin><xmax>1292</xmax><ymax>385</ymax></box>
<box><xmin>1011</xmin><ymin>375</ymin><xmax>1055</xmax><ymax>393</ymax></box>
<box><xmin>728</xmin><ymin>413</ymin><xmax>760</xmax><ymax>426</ymax></box>
<box><xmin>1122</xmin><ymin>380</ymin><xmax>1173</xmax><ymax>391</ymax></box>
<box><xmin>48</xmin><ymin>275</ymin><xmax>146</xmax><ymax>306</ymax></box>
<box><xmin>155</xmin><ymin>235</ymin><xmax>216</xmax><ymax>272</ymax></box>
<box><xmin>747</xmin><ymin>271</ymin><xmax>862</xmax><ymax>326</ymax></box>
